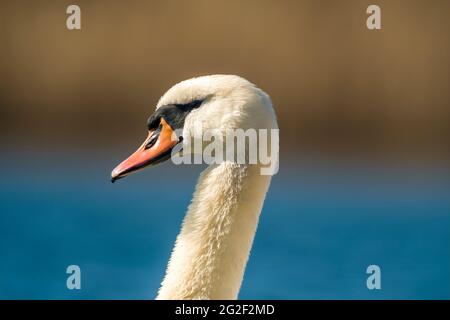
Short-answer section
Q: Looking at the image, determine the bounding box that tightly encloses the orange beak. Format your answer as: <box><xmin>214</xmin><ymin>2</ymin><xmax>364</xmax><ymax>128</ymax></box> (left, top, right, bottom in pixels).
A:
<box><xmin>111</xmin><ymin>118</ymin><xmax>179</xmax><ymax>182</ymax></box>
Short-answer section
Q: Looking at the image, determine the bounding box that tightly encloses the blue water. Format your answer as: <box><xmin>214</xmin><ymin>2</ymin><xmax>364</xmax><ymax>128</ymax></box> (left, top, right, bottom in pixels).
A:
<box><xmin>0</xmin><ymin>149</ymin><xmax>449</xmax><ymax>299</ymax></box>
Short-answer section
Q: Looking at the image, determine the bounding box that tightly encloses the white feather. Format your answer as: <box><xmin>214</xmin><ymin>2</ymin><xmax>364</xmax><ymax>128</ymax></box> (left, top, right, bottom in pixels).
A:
<box><xmin>155</xmin><ymin>75</ymin><xmax>278</xmax><ymax>299</ymax></box>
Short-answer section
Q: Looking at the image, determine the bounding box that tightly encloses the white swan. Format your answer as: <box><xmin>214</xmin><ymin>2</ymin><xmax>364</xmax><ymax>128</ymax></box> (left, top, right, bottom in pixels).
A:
<box><xmin>111</xmin><ymin>75</ymin><xmax>278</xmax><ymax>299</ymax></box>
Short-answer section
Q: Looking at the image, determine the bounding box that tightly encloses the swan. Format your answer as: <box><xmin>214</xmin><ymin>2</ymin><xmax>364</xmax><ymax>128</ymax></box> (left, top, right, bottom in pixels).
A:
<box><xmin>111</xmin><ymin>75</ymin><xmax>278</xmax><ymax>299</ymax></box>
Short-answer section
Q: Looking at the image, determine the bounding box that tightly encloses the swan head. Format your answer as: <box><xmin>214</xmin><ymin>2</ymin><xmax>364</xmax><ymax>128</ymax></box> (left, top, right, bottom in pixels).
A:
<box><xmin>111</xmin><ymin>74</ymin><xmax>278</xmax><ymax>182</ymax></box>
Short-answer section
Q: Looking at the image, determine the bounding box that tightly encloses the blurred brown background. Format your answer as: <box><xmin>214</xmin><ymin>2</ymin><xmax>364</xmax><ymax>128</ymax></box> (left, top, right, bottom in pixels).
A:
<box><xmin>0</xmin><ymin>0</ymin><xmax>449</xmax><ymax>162</ymax></box>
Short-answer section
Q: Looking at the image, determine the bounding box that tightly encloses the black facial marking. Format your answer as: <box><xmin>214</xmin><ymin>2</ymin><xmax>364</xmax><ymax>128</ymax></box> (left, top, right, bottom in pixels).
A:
<box><xmin>147</xmin><ymin>99</ymin><xmax>203</xmax><ymax>131</ymax></box>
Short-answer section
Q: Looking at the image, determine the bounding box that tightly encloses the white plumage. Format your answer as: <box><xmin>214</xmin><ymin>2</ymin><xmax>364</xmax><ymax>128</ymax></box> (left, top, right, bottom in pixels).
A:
<box><xmin>155</xmin><ymin>75</ymin><xmax>278</xmax><ymax>299</ymax></box>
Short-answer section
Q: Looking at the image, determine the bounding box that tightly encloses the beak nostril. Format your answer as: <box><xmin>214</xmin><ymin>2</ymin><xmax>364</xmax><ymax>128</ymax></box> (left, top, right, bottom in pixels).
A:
<box><xmin>145</xmin><ymin>125</ymin><xmax>162</xmax><ymax>150</ymax></box>
<box><xmin>144</xmin><ymin>134</ymin><xmax>158</xmax><ymax>149</ymax></box>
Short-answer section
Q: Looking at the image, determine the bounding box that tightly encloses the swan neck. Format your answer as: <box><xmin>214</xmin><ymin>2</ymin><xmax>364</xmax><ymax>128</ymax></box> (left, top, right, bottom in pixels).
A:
<box><xmin>156</xmin><ymin>162</ymin><xmax>271</xmax><ymax>299</ymax></box>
